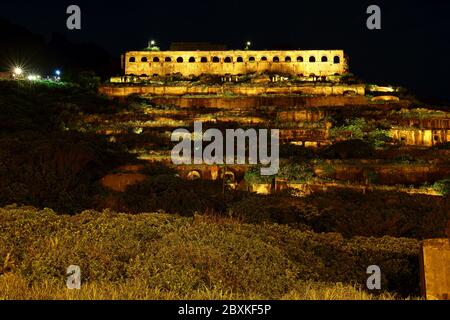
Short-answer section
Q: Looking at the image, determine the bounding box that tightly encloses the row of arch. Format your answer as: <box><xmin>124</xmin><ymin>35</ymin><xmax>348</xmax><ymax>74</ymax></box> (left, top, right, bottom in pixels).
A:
<box><xmin>129</xmin><ymin>55</ymin><xmax>341</xmax><ymax>64</ymax></box>
<box><xmin>126</xmin><ymin>72</ymin><xmax>341</xmax><ymax>78</ymax></box>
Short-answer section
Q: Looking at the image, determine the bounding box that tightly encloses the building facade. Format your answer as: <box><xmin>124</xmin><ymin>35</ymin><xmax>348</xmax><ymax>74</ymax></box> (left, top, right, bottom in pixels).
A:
<box><xmin>123</xmin><ymin>50</ymin><xmax>348</xmax><ymax>77</ymax></box>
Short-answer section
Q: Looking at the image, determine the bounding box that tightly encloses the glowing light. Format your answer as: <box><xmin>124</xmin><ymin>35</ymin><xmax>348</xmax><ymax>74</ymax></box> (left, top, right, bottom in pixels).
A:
<box><xmin>246</xmin><ymin>41</ymin><xmax>251</xmax><ymax>46</ymax></box>
<box><xmin>13</xmin><ymin>67</ymin><xmax>23</xmax><ymax>76</ymax></box>
<box><xmin>27</xmin><ymin>74</ymin><xmax>40</xmax><ymax>81</ymax></box>
<box><xmin>150</xmin><ymin>40</ymin><xmax>156</xmax><ymax>46</ymax></box>
<box><xmin>55</xmin><ymin>70</ymin><xmax>61</xmax><ymax>76</ymax></box>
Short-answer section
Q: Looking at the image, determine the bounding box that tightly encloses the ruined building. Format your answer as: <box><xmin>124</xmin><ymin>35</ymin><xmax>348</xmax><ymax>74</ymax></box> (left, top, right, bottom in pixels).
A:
<box><xmin>122</xmin><ymin>48</ymin><xmax>348</xmax><ymax>78</ymax></box>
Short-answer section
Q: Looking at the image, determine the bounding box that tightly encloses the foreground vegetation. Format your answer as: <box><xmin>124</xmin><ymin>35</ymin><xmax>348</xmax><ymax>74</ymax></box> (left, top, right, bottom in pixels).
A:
<box><xmin>0</xmin><ymin>206</ymin><xmax>418</xmax><ymax>300</ymax></box>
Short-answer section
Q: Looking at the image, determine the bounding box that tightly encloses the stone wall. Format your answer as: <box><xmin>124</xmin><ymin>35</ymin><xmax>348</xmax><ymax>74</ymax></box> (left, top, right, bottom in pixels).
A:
<box><xmin>391</xmin><ymin>128</ymin><xmax>450</xmax><ymax>146</ymax></box>
<box><xmin>124</xmin><ymin>49</ymin><xmax>348</xmax><ymax>77</ymax></box>
<box><xmin>99</xmin><ymin>84</ymin><xmax>365</xmax><ymax>98</ymax></box>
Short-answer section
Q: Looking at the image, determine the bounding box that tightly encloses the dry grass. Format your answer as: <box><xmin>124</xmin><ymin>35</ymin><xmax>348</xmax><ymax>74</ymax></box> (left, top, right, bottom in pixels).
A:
<box><xmin>0</xmin><ymin>273</ymin><xmax>402</xmax><ymax>300</ymax></box>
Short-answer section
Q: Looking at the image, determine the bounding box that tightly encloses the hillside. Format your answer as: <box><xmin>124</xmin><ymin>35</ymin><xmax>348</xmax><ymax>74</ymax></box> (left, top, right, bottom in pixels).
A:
<box><xmin>0</xmin><ymin>206</ymin><xmax>419</xmax><ymax>300</ymax></box>
<box><xmin>0</xmin><ymin>79</ymin><xmax>449</xmax><ymax>300</ymax></box>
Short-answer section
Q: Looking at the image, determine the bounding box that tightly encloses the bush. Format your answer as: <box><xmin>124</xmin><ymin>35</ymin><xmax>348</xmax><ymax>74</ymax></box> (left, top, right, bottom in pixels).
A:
<box><xmin>277</xmin><ymin>161</ymin><xmax>314</xmax><ymax>183</ymax></box>
<box><xmin>0</xmin><ymin>132</ymin><xmax>129</xmax><ymax>213</ymax></box>
<box><xmin>432</xmin><ymin>179</ymin><xmax>450</xmax><ymax>196</ymax></box>
<box><xmin>330</xmin><ymin>118</ymin><xmax>390</xmax><ymax>148</ymax></box>
<box><xmin>0</xmin><ymin>207</ymin><xmax>421</xmax><ymax>298</ymax></box>
<box><xmin>119</xmin><ymin>174</ymin><xmax>239</xmax><ymax>215</ymax></box>
<box><xmin>243</xmin><ymin>166</ymin><xmax>274</xmax><ymax>185</ymax></box>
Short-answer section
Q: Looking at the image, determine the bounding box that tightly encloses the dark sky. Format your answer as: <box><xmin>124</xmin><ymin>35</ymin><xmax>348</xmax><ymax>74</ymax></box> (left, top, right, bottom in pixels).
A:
<box><xmin>1</xmin><ymin>0</ymin><xmax>450</xmax><ymax>103</ymax></box>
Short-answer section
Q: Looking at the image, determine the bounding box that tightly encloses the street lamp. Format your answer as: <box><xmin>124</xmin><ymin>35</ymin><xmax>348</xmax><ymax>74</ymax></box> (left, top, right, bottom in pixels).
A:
<box><xmin>245</xmin><ymin>41</ymin><xmax>252</xmax><ymax>50</ymax></box>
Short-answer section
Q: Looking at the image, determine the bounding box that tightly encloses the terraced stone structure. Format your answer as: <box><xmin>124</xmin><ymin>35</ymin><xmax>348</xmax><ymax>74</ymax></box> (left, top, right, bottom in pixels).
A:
<box><xmin>123</xmin><ymin>50</ymin><xmax>348</xmax><ymax>77</ymax></box>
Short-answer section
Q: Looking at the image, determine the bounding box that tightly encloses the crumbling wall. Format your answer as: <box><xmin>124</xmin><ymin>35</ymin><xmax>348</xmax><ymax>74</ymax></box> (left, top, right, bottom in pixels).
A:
<box><xmin>124</xmin><ymin>50</ymin><xmax>348</xmax><ymax>77</ymax></box>
<box><xmin>99</xmin><ymin>84</ymin><xmax>366</xmax><ymax>98</ymax></box>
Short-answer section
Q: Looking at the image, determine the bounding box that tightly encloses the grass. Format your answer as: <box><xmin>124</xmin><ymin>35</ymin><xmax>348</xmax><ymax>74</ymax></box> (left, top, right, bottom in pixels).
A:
<box><xmin>0</xmin><ymin>273</ymin><xmax>402</xmax><ymax>300</ymax></box>
<box><xmin>0</xmin><ymin>206</ymin><xmax>421</xmax><ymax>300</ymax></box>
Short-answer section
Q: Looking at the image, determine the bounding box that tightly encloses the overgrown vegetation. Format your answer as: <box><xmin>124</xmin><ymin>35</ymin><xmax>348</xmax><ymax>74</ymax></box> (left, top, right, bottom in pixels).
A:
<box><xmin>432</xmin><ymin>179</ymin><xmax>450</xmax><ymax>196</ymax></box>
<box><xmin>0</xmin><ymin>80</ymin><xmax>448</xmax><ymax>300</ymax></box>
<box><xmin>329</xmin><ymin>118</ymin><xmax>391</xmax><ymax>148</ymax></box>
<box><xmin>0</xmin><ymin>207</ymin><xmax>420</xmax><ymax>299</ymax></box>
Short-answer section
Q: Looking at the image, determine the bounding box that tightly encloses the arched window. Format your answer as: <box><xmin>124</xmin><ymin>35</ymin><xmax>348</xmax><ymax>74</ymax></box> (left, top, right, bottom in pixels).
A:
<box><xmin>152</xmin><ymin>57</ymin><xmax>160</xmax><ymax>62</ymax></box>
<box><xmin>321</xmin><ymin>56</ymin><xmax>328</xmax><ymax>62</ymax></box>
<box><xmin>224</xmin><ymin>57</ymin><xmax>232</xmax><ymax>63</ymax></box>
<box><xmin>212</xmin><ymin>56</ymin><xmax>220</xmax><ymax>63</ymax></box>
<box><xmin>165</xmin><ymin>57</ymin><xmax>172</xmax><ymax>62</ymax></box>
<box><xmin>189</xmin><ymin>57</ymin><xmax>196</xmax><ymax>63</ymax></box>
<box><xmin>237</xmin><ymin>57</ymin><xmax>243</xmax><ymax>62</ymax></box>
<box><xmin>296</xmin><ymin>56</ymin><xmax>303</xmax><ymax>62</ymax></box>
<box><xmin>334</xmin><ymin>56</ymin><xmax>340</xmax><ymax>64</ymax></box>
<box><xmin>129</xmin><ymin>57</ymin><xmax>136</xmax><ymax>62</ymax></box>
<box><xmin>201</xmin><ymin>57</ymin><xmax>208</xmax><ymax>63</ymax></box>
<box><xmin>177</xmin><ymin>57</ymin><xmax>184</xmax><ymax>63</ymax></box>
<box><xmin>141</xmin><ymin>57</ymin><xmax>148</xmax><ymax>62</ymax></box>
<box><xmin>249</xmin><ymin>56</ymin><xmax>255</xmax><ymax>62</ymax></box>
<box><xmin>261</xmin><ymin>56</ymin><xmax>267</xmax><ymax>61</ymax></box>
<box><xmin>273</xmin><ymin>56</ymin><xmax>280</xmax><ymax>62</ymax></box>
<box><xmin>285</xmin><ymin>56</ymin><xmax>291</xmax><ymax>62</ymax></box>
<box><xmin>309</xmin><ymin>56</ymin><xmax>316</xmax><ymax>62</ymax></box>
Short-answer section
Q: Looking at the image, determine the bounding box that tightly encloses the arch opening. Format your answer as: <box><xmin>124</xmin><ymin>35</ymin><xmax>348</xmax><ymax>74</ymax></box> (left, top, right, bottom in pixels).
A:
<box><xmin>285</xmin><ymin>56</ymin><xmax>292</xmax><ymax>62</ymax></box>
<box><xmin>152</xmin><ymin>57</ymin><xmax>160</xmax><ymax>62</ymax></box>
<box><xmin>177</xmin><ymin>57</ymin><xmax>184</xmax><ymax>63</ymax></box>
<box><xmin>273</xmin><ymin>56</ymin><xmax>280</xmax><ymax>62</ymax></box>
<box><xmin>309</xmin><ymin>56</ymin><xmax>316</xmax><ymax>63</ymax></box>
<box><xmin>189</xmin><ymin>57</ymin><xmax>196</xmax><ymax>63</ymax></box>
<box><xmin>212</xmin><ymin>56</ymin><xmax>220</xmax><ymax>63</ymax></box>
<box><xmin>165</xmin><ymin>57</ymin><xmax>172</xmax><ymax>62</ymax></box>
<box><xmin>296</xmin><ymin>56</ymin><xmax>303</xmax><ymax>62</ymax></box>
<box><xmin>187</xmin><ymin>171</ymin><xmax>201</xmax><ymax>180</ymax></box>
<box><xmin>223</xmin><ymin>171</ymin><xmax>236</xmax><ymax>183</ymax></box>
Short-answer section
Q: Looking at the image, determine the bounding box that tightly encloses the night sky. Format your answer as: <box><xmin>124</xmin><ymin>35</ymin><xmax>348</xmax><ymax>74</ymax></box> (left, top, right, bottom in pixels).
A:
<box><xmin>1</xmin><ymin>0</ymin><xmax>450</xmax><ymax>103</ymax></box>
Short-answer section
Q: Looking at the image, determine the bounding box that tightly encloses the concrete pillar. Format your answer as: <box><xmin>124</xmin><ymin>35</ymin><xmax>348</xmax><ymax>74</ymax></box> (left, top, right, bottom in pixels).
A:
<box><xmin>421</xmin><ymin>238</ymin><xmax>450</xmax><ymax>300</ymax></box>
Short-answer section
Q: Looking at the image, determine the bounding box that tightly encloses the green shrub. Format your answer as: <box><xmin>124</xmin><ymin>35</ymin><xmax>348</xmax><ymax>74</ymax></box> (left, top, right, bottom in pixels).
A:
<box><xmin>243</xmin><ymin>166</ymin><xmax>274</xmax><ymax>185</ymax></box>
<box><xmin>277</xmin><ymin>161</ymin><xmax>314</xmax><ymax>183</ymax></box>
<box><xmin>432</xmin><ymin>179</ymin><xmax>450</xmax><ymax>196</ymax></box>
<box><xmin>330</xmin><ymin>118</ymin><xmax>390</xmax><ymax>148</ymax></box>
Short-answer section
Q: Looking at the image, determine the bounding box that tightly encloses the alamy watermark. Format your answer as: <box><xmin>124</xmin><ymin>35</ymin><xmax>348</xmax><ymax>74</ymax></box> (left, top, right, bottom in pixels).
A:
<box><xmin>366</xmin><ymin>265</ymin><xmax>382</xmax><ymax>290</ymax></box>
<box><xmin>66</xmin><ymin>5</ymin><xmax>81</xmax><ymax>30</ymax></box>
<box><xmin>171</xmin><ymin>122</ymin><xmax>279</xmax><ymax>175</ymax></box>
<box><xmin>66</xmin><ymin>265</ymin><xmax>81</xmax><ymax>289</ymax></box>
<box><xmin>367</xmin><ymin>5</ymin><xmax>381</xmax><ymax>30</ymax></box>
